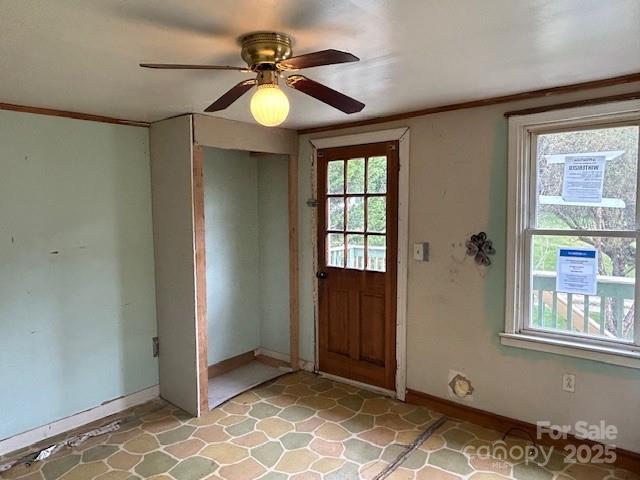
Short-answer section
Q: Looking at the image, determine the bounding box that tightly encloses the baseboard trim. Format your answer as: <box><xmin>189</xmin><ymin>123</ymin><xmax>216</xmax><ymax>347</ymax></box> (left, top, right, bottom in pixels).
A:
<box><xmin>207</xmin><ymin>350</ymin><xmax>256</xmax><ymax>378</ymax></box>
<box><xmin>254</xmin><ymin>348</ymin><xmax>315</xmax><ymax>372</ymax></box>
<box><xmin>405</xmin><ymin>388</ymin><xmax>640</xmax><ymax>472</ymax></box>
<box><xmin>0</xmin><ymin>385</ymin><xmax>159</xmax><ymax>456</ymax></box>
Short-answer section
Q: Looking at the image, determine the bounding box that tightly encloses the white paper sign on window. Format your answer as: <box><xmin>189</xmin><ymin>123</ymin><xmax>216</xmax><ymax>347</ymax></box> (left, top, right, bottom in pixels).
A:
<box><xmin>556</xmin><ymin>247</ymin><xmax>598</xmax><ymax>296</ymax></box>
<box><xmin>561</xmin><ymin>156</ymin><xmax>606</xmax><ymax>204</ymax></box>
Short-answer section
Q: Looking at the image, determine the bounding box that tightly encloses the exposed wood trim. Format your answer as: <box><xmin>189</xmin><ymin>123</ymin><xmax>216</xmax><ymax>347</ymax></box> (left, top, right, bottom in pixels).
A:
<box><xmin>297</xmin><ymin>72</ymin><xmax>640</xmax><ymax>135</ymax></box>
<box><xmin>207</xmin><ymin>350</ymin><xmax>256</xmax><ymax>378</ymax></box>
<box><xmin>406</xmin><ymin>389</ymin><xmax>640</xmax><ymax>472</ymax></box>
<box><xmin>254</xmin><ymin>348</ymin><xmax>315</xmax><ymax>372</ymax></box>
<box><xmin>0</xmin><ymin>102</ymin><xmax>149</xmax><ymax>128</ymax></box>
<box><xmin>504</xmin><ymin>91</ymin><xmax>640</xmax><ymax>117</ymax></box>
<box><xmin>289</xmin><ymin>152</ymin><xmax>300</xmax><ymax>371</ymax></box>
<box><xmin>192</xmin><ymin>144</ymin><xmax>210</xmax><ymax>414</ymax></box>
<box><xmin>255</xmin><ymin>353</ymin><xmax>290</xmax><ymax>370</ymax></box>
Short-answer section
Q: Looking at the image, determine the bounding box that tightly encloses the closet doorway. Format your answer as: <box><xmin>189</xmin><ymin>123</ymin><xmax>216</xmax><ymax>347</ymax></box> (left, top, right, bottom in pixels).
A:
<box><xmin>198</xmin><ymin>147</ymin><xmax>293</xmax><ymax>408</ymax></box>
<box><xmin>150</xmin><ymin>114</ymin><xmax>299</xmax><ymax>417</ymax></box>
<box><xmin>192</xmin><ymin>114</ymin><xmax>300</xmax><ymax>414</ymax></box>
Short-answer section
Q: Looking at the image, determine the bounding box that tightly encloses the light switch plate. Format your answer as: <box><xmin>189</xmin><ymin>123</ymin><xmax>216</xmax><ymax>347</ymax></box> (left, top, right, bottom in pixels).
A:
<box><xmin>413</xmin><ymin>242</ymin><xmax>429</xmax><ymax>261</ymax></box>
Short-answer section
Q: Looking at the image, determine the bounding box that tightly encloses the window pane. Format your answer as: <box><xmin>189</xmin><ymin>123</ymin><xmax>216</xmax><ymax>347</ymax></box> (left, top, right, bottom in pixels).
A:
<box><xmin>346</xmin><ymin>196</ymin><xmax>364</xmax><ymax>232</ymax></box>
<box><xmin>367</xmin><ymin>156</ymin><xmax>387</xmax><ymax>193</ymax></box>
<box><xmin>346</xmin><ymin>234</ymin><xmax>365</xmax><ymax>269</ymax></box>
<box><xmin>530</xmin><ymin>234</ymin><xmax>635</xmax><ymax>342</ymax></box>
<box><xmin>327</xmin><ymin>233</ymin><xmax>344</xmax><ymax>267</ymax></box>
<box><xmin>367</xmin><ymin>235</ymin><xmax>386</xmax><ymax>272</ymax></box>
<box><xmin>327</xmin><ymin>160</ymin><xmax>344</xmax><ymax>194</ymax></box>
<box><xmin>535</xmin><ymin>126</ymin><xmax>639</xmax><ymax>230</ymax></box>
<box><xmin>367</xmin><ymin>197</ymin><xmax>386</xmax><ymax>233</ymax></box>
<box><xmin>328</xmin><ymin>197</ymin><xmax>344</xmax><ymax>231</ymax></box>
<box><xmin>346</xmin><ymin>158</ymin><xmax>365</xmax><ymax>194</ymax></box>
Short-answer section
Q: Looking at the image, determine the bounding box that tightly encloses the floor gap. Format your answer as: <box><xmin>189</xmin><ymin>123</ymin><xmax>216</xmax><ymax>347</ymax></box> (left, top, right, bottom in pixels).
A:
<box><xmin>373</xmin><ymin>415</ymin><xmax>449</xmax><ymax>480</ymax></box>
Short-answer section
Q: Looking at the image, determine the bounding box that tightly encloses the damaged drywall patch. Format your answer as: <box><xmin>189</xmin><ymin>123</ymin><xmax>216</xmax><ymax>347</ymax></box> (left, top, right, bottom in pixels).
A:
<box><xmin>448</xmin><ymin>370</ymin><xmax>475</xmax><ymax>401</ymax></box>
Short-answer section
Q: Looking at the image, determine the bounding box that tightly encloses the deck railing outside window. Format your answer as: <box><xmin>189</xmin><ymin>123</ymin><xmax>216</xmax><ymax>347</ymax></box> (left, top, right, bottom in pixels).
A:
<box><xmin>329</xmin><ymin>245</ymin><xmax>386</xmax><ymax>271</ymax></box>
<box><xmin>531</xmin><ymin>271</ymin><xmax>635</xmax><ymax>340</ymax></box>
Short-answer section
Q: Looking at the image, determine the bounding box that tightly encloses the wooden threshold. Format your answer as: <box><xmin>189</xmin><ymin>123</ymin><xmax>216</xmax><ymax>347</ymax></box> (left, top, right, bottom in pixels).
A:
<box><xmin>297</xmin><ymin>72</ymin><xmax>640</xmax><ymax>135</ymax></box>
<box><xmin>406</xmin><ymin>388</ymin><xmax>640</xmax><ymax>472</ymax></box>
<box><xmin>0</xmin><ymin>102</ymin><xmax>149</xmax><ymax>128</ymax></box>
<box><xmin>208</xmin><ymin>350</ymin><xmax>256</xmax><ymax>378</ymax></box>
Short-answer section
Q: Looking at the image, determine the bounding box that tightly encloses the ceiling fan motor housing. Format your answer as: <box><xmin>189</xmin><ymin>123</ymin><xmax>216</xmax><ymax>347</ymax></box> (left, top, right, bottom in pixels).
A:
<box><xmin>240</xmin><ymin>32</ymin><xmax>293</xmax><ymax>69</ymax></box>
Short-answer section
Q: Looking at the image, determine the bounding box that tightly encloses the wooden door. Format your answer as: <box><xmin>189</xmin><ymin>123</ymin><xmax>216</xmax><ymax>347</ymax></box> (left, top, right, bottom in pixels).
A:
<box><xmin>317</xmin><ymin>141</ymin><xmax>398</xmax><ymax>390</ymax></box>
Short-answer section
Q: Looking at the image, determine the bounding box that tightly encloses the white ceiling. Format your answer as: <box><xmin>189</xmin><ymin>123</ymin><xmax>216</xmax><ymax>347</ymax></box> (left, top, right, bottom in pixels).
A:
<box><xmin>1</xmin><ymin>0</ymin><xmax>639</xmax><ymax>129</ymax></box>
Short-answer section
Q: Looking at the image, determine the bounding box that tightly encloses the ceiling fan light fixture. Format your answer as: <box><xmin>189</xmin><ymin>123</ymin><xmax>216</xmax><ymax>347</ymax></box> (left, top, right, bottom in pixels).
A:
<box><xmin>250</xmin><ymin>83</ymin><xmax>290</xmax><ymax>127</ymax></box>
<box><xmin>141</xmin><ymin>31</ymin><xmax>364</xmax><ymax>122</ymax></box>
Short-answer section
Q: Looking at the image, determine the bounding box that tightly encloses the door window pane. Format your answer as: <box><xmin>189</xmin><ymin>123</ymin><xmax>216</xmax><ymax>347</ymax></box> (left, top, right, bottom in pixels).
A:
<box><xmin>346</xmin><ymin>197</ymin><xmax>364</xmax><ymax>232</ymax></box>
<box><xmin>367</xmin><ymin>235</ymin><xmax>386</xmax><ymax>272</ymax></box>
<box><xmin>530</xmin><ymin>234</ymin><xmax>635</xmax><ymax>341</ymax></box>
<box><xmin>327</xmin><ymin>160</ymin><xmax>344</xmax><ymax>194</ymax></box>
<box><xmin>346</xmin><ymin>158</ymin><xmax>365</xmax><ymax>194</ymax></box>
<box><xmin>328</xmin><ymin>197</ymin><xmax>344</xmax><ymax>231</ymax></box>
<box><xmin>367</xmin><ymin>156</ymin><xmax>387</xmax><ymax>193</ymax></box>
<box><xmin>346</xmin><ymin>234</ymin><xmax>365</xmax><ymax>269</ymax></box>
<box><xmin>367</xmin><ymin>197</ymin><xmax>386</xmax><ymax>233</ymax></box>
<box><xmin>535</xmin><ymin>126</ymin><xmax>639</xmax><ymax>231</ymax></box>
<box><xmin>327</xmin><ymin>233</ymin><xmax>344</xmax><ymax>267</ymax></box>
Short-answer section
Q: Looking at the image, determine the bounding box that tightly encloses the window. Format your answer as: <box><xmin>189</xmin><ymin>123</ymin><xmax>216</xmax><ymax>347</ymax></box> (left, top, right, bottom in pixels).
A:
<box><xmin>325</xmin><ymin>155</ymin><xmax>388</xmax><ymax>272</ymax></box>
<box><xmin>503</xmin><ymin>100</ymin><xmax>640</xmax><ymax>367</ymax></box>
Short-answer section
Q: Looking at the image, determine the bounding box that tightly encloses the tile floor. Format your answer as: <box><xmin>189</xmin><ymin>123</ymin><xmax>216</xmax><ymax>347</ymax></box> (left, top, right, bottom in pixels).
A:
<box><xmin>1</xmin><ymin>372</ymin><xmax>637</xmax><ymax>480</ymax></box>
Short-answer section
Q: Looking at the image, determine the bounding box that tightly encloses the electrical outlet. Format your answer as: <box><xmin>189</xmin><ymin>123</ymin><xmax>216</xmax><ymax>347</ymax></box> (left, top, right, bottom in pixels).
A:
<box><xmin>562</xmin><ymin>373</ymin><xmax>575</xmax><ymax>393</ymax></box>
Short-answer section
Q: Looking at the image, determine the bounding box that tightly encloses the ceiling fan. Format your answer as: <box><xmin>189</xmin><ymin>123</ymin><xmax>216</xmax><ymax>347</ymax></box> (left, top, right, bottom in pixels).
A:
<box><xmin>140</xmin><ymin>32</ymin><xmax>365</xmax><ymax>127</ymax></box>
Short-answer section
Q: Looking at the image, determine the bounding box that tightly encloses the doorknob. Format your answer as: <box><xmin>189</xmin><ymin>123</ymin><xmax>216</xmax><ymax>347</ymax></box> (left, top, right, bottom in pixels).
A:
<box><xmin>316</xmin><ymin>271</ymin><xmax>328</xmax><ymax>279</ymax></box>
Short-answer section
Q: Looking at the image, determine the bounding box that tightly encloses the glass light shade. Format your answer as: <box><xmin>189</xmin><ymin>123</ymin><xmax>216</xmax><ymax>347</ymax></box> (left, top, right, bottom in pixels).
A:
<box><xmin>250</xmin><ymin>84</ymin><xmax>290</xmax><ymax>127</ymax></box>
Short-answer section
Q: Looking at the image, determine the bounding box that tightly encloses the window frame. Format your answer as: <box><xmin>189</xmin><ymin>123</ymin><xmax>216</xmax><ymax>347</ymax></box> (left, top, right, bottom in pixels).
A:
<box><xmin>502</xmin><ymin>99</ymin><xmax>640</xmax><ymax>368</ymax></box>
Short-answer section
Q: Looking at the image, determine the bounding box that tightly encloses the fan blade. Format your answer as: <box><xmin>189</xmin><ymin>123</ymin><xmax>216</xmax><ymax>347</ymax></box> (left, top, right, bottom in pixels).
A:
<box><xmin>286</xmin><ymin>75</ymin><xmax>364</xmax><ymax>114</ymax></box>
<box><xmin>204</xmin><ymin>79</ymin><xmax>256</xmax><ymax>112</ymax></box>
<box><xmin>277</xmin><ymin>49</ymin><xmax>359</xmax><ymax>70</ymax></box>
<box><xmin>140</xmin><ymin>63</ymin><xmax>251</xmax><ymax>72</ymax></box>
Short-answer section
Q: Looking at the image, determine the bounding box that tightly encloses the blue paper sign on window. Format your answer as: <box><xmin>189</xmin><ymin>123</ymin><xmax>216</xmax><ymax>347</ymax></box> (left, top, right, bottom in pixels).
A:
<box><xmin>555</xmin><ymin>247</ymin><xmax>598</xmax><ymax>296</ymax></box>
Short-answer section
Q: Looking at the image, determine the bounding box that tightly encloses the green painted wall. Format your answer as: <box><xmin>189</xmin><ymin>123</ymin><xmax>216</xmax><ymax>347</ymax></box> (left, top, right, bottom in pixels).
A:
<box><xmin>0</xmin><ymin>110</ymin><xmax>157</xmax><ymax>440</ymax></box>
<box><xmin>203</xmin><ymin>148</ymin><xmax>290</xmax><ymax>364</ymax></box>
<box><xmin>258</xmin><ymin>155</ymin><xmax>290</xmax><ymax>356</ymax></box>
<box><xmin>204</xmin><ymin>148</ymin><xmax>260</xmax><ymax>364</ymax></box>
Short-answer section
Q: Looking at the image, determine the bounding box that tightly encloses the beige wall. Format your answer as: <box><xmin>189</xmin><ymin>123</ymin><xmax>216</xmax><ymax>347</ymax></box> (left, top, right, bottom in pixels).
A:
<box><xmin>298</xmin><ymin>82</ymin><xmax>640</xmax><ymax>452</ymax></box>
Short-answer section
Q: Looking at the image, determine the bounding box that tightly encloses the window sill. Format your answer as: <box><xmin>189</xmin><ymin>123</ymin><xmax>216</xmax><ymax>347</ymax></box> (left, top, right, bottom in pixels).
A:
<box><xmin>499</xmin><ymin>333</ymin><xmax>640</xmax><ymax>369</ymax></box>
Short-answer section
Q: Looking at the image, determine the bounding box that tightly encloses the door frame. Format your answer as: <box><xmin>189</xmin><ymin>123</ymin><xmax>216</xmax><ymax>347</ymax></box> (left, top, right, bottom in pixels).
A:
<box><xmin>191</xmin><ymin>114</ymin><xmax>300</xmax><ymax>414</ymax></box>
<box><xmin>309</xmin><ymin>127</ymin><xmax>410</xmax><ymax>400</ymax></box>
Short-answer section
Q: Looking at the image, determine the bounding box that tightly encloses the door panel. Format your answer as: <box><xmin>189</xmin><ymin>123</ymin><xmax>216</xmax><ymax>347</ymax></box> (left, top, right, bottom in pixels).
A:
<box><xmin>317</xmin><ymin>142</ymin><xmax>398</xmax><ymax>390</ymax></box>
<box><xmin>360</xmin><ymin>293</ymin><xmax>385</xmax><ymax>365</ymax></box>
<box><xmin>327</xmin><ymin>289</ymin><xmax>350</xmax><ymax>356</ymax></box>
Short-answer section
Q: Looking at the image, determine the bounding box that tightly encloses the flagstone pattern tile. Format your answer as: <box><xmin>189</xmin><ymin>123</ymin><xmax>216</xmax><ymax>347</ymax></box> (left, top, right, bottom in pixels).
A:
<box><xmin>387</xmin><ymin>418</ymin><xmax>638</xmax><ymax>480</ymax></box>
<box><xmin>1</xmin><ymin>372</ymin><xmax>637</xmax><ymax>480</ymax></box>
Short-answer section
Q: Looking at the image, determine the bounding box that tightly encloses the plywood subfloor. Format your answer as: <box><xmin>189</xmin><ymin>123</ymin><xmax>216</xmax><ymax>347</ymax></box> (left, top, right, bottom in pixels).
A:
<box><xmin>207</xmin><ymin>360</ymin><xmax>287</xmax><ymax>409</ymax></box>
